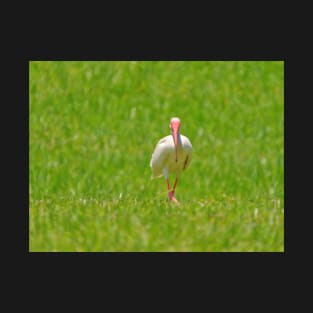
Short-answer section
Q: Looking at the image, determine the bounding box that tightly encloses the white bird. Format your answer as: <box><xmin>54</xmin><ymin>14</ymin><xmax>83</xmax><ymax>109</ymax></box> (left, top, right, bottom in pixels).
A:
<box><xmin>150</xmin><ymin>117</ymin><xmax>192</xmax><ymax>203</ymax></box>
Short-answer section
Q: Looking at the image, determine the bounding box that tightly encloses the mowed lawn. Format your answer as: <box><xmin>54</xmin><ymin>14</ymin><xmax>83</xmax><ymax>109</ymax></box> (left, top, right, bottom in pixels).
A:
<box><xmin>29</xmin><ymin>61</ymin><xmax>284</xmax><ymax>252</ymax></box>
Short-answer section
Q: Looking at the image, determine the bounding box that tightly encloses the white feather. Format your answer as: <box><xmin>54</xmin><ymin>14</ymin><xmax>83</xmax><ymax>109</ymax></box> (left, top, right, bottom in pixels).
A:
<box><xmin>150</xmin><ymin>134</ymin><xmax>192</xmax><ymax>179</ymax></box>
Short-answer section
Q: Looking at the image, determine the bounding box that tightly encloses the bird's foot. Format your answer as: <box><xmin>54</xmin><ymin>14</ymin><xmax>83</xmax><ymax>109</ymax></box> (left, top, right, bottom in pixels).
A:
<box><xmin>168</xmin><ymin>191</ymin><xmax>179</xmax><ymax>203</ymax></box>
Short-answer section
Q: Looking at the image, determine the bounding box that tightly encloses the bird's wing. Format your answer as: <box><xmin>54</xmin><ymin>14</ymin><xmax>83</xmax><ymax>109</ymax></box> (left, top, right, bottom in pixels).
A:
<box><xmin>156</xmin><ymin>135</ymin><xmax>173</xmax><ymax>146</ymax></box>
<box><xmin>182</xmin><ymin>154</ymin><xmax>192</xmax><ymax>170</ymax></box>
<box><xmin>181</xmin><ymin>135</ymin><xmax>193</xmax><ymax>170</ymax></box>
<box><xmin>181</xmin><ymin>135</ymin><xmax>192</xmax><ymax>148</ymax></box>
<box><xmin>150</xmin><ymin>135</ymin><xmax>172</xmax><ymax>178</ymax></box>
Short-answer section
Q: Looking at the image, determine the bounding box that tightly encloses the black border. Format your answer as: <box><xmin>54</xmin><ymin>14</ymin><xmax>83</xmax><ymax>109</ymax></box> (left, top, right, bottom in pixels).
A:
<box><xmin>5</xmin><ymin>7</ymin><xmax>299</xmax><ymax>305</ymax></box>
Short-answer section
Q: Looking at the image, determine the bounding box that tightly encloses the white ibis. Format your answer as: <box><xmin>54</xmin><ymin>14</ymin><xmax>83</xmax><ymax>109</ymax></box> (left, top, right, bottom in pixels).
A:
<box><xmin>150</xmin><ymin>117</ymin><xmax>192</xmax><ymax>203</ymax></box>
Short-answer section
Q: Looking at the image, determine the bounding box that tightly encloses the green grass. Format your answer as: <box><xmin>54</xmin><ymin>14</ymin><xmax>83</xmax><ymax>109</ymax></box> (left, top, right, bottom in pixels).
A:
<box><xmin>29</xmin><ymin>61</ymin><xmax>284</xmax><ymax>252</ymax></box>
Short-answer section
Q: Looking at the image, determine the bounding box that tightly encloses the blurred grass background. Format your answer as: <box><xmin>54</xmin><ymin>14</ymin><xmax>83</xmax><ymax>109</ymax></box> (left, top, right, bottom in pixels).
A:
<box><xmin>29</xmin><ymin>61</ymin><xmax>284</xmax><ymax>251</ymax></box>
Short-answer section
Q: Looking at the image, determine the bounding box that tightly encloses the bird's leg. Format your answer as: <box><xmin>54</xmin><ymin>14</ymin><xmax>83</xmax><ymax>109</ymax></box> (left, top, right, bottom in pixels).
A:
<box><xmin>165</xmin><ymin>178</ymin><xmax>173</xmax><ymax>198</ymax></box>
<box><xmin>169</xmin><ymin>177</ymin><xmax>179</xmax><ymax>203</ymax></box>
<box><xmin>163</xmin><ymin>168</ymin><xmax>171</xmax><ymax>193</ymax></box>
<box><xmin>163</xmin><ymin>168</ymin><xmax>179</xmax><ymax>203</ymax></box>
<box><xmin>172</xmin><ymin>177</ymin><xmax>178</xmax><ymax>195</ymax></box>
<box><xmin>166</xmin><ymin>177</ymin><xmax>171</xmax><ymax>191</ymax></box>
<box><xmin>166</xmin><ymin>177</ymin><xmax>175</xmax><ymax>201</ymax></box>
<box><xmin>167</xmin><ymin>177</ymin><xmax>179</xmax><ymax>203</ymax></box>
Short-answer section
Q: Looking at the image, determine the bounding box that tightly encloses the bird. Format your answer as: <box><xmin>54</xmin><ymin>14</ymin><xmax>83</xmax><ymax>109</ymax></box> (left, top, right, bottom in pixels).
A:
<box><xmin>150</xmin><ymin>117</ymin><xmax>192</xmax><ymax>203</ymax></box>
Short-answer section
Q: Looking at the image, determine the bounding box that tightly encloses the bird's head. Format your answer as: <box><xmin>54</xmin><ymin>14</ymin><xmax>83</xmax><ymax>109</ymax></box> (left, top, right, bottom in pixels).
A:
<box><xmin>170</xmin><ymin>117</ymin><xmax>181</xmax><ymax>131</ymax></box>
<box><xmin>170</xmin><ymin>117</ymin><xmax>181</xmax><ymax>162</ymax></box>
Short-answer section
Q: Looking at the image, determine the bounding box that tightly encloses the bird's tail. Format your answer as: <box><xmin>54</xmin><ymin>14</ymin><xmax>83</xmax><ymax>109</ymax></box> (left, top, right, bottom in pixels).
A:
<box><xmin>151</xmin><ymin>173</ymin><xmax>163</xmax><ymax>179</ymax></box>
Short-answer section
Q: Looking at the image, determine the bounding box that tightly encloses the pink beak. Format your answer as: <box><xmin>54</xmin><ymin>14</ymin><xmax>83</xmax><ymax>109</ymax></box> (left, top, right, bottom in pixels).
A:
<box><xmin>171</xmin><ymin>121</ymin><xmax>180</xmax><ymax>162</ymax></box>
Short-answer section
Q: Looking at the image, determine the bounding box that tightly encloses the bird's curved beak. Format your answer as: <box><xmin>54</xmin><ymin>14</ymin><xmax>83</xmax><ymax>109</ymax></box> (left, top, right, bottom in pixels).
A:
<box><xmin>171</xmin><ymin>123</ymin><xmax>180</xmax><ymax>162</ymax></box>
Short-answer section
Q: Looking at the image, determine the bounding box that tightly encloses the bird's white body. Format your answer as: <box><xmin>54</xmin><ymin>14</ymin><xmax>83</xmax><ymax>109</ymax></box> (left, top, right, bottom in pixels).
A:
<box><xmin>150</xmin><ymin>134</ymin><xmax>192</xmax><ymax>179</ymax></box>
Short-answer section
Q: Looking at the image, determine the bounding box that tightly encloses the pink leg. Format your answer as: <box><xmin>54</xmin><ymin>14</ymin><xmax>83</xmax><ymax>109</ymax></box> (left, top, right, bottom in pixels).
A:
<box><xmin>168</xmin><ymin>177</ymin><xmax>179</xmax><ymax>203</ymax></box>
<box><xmin>173</xmin><ymin>177</ymin><xmax>178</xmax><ymax>191</ymax></box>
<box><xmin>166</xmin><ymin>178</ymin><xmax>171</xmax><ymax>191</ymax></box>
